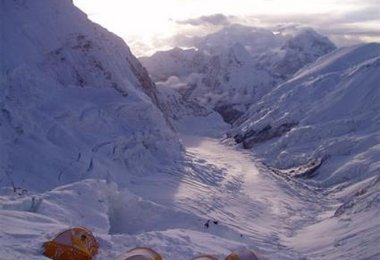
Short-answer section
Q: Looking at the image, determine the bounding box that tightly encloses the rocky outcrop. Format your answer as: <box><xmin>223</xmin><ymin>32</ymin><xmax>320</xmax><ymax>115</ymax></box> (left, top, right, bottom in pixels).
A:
<box><xmin>233</xmin><ymin>122</ymin><xmax>298</xmax><ymax>149</ymax></box>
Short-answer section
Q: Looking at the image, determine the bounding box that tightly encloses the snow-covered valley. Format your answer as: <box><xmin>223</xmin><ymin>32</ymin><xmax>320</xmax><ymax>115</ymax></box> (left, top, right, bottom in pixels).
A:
<box><xmin>2</xmin><ymin>112</ymin><xmax>377</xmax><ymax>259</ymax></box>
<box><xmin>0</xmin><ymin>114</ymin><xmax>337</xmax><ymax>259</ymax></box>
<box><xmin>1</xmin><ymin>0</ymin><xmax>379</xmax><ymax>259</ymax></box>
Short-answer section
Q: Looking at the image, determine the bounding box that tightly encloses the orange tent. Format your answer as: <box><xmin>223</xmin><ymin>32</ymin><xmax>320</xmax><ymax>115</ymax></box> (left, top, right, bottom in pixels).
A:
<box><xmin>42</xmin><ymin>227</ymin><xmax>99</xmax><ymax>260</ymax></box>
<box><xmin>116</xmin><ymin>247</ymin><xmax>163</xmax><ymax>260</ymax></box>
<box><xmin>225</xmin><ymin>248</ymin><xmax>259</xmax><ymax>260</ymax></box>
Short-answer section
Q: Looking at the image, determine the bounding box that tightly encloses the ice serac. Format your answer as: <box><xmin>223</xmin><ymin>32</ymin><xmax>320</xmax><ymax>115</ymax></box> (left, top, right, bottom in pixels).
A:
<box><xmin>141</xmin><ymin>26</ymin><xmax>336</xmax><ymax>124</ymax></box>
<box><xmin>0</xmin><ymin>0</ymin><xmax>181</xmax><ymax>191</ymax></box>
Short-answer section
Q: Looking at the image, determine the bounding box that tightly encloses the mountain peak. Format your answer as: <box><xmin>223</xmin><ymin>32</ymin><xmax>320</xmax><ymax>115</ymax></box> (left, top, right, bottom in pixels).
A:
<box><xmin>226</xmin><ymin>42</ymin><xmax>251</xmax><ymax>65</ymax></box>
<box><xmin>283</xmin><ymin>27</ymin><xmax>336</xmax><ymax>53</ymax></box>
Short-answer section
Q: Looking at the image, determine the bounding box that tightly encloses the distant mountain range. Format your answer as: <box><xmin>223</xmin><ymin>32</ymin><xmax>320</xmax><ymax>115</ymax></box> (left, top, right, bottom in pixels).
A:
<box><xmin>142</xmin><ymin>26</ymin><xmax>380</xmax><ymax>259</ymax></box>
<box><xmin>141</xmin><ymin>25</ymin><xmax>336</xmax><ymax>123</ymax></box>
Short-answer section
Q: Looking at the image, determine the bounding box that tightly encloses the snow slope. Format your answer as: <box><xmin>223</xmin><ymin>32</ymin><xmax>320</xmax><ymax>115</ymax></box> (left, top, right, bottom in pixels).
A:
<box><xmin>0</xmin><ymin>115</ymin><xmax>330</xmax><ymax>260</ymax></box>
<box><xmin>229</xmin><ymin>43</ymin><xmax>380</xmax><ymax>259</ymax></box>
<box><xmin>0</xmin><ymin>0</ymin><xmax>181</xmax><ymax>191</ymax></box>
<box><xmin>141</xmin><ymin>26</ymin><xmax>335</xmax><ymax>123</ymax></box>
<box><xmin>230</xmin><ymin>43</ymin><xmax>380</xmax><ymax>186</ymax></box>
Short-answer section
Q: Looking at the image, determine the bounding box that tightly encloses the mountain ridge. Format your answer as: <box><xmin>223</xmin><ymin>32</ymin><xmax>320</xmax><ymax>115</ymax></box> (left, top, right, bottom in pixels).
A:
<box><xmin>0</xmin><ymin>0</ymin><xmax>181</xmax><ymax>191</ymax></box>
<box><xmin>140</xmin><ymin>26</ymin><xmax>336</xmax><ymax>123</ymax></box>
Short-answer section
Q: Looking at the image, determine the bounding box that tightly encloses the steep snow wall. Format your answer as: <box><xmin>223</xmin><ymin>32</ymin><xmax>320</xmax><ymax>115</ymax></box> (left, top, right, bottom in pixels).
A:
<box><xmin>0</xmin><ymin>0</ymin><xmax>181</xmax><ymax>191</ymax></box>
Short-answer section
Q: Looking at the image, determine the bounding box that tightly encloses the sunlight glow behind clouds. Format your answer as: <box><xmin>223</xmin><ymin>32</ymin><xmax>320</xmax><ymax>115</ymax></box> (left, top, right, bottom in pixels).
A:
<box><xmin>74</xmin><ymin>0</ymin><xmax>379</xmax><ymax>56</ymax></box>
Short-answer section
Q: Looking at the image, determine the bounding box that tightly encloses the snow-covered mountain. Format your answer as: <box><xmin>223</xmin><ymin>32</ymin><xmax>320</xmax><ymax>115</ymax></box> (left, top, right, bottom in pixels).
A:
<box><xmin>141</xmin><ymin>26</ymin><xmax>335</xmax><ymax>123</ymax></box>
<box><xmin>1</xmin><ymin>1</ymin><xmax>379</xmax><ymax>259</ymax></box>
<box><xmin>175</xmin><ymin>24</ymin><xmax>283</xmax><ymax>56</ymax></box>
<box><xmin>228</xmin><ymin>43</ymin><xmax>380</xmax><ymax>258</ymax></box>
<box><xmin>139</xmin><ymin>47</ymin><xmax>209</xmax><ymax>82</ymax></box>
<box><xmin>230</xmin><ymin>43</ymin><xmax>380</xmax><ymax>186</ymax></box>
<box><xmin>142</xmin><ymin>26</ymin><xmax>379</xmax><ymax>258</ymax></box>
<box><xmin>256</xmin><ymin>28</ymin><xmax>337</xmax><ymax>78</ymax></box>
<box><xmin>1</xmin><ymin>1</ymin><xmax>307</xmax><ymax>259</ymax></box>
<box><xmin>0</xmin><ymin>0</ymin><xmax>181</xmax><ymax>191</ymax></box>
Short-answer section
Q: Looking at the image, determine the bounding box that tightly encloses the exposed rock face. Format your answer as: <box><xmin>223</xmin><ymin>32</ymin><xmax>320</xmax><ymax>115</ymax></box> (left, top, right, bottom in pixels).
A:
<box><xmin>233</xmin><ymin>122</ymin><xmax>299</xmax><ymax>149</ymax></box>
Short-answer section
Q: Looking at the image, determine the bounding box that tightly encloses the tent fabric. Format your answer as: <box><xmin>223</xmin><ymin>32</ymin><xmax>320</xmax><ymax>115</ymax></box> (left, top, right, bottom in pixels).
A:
<box><xmin>225</xmin><ymin>248</ymin><xmax>259</xmax><ymax>260</ymax></box>
<box><xmin>191</xmin><ymin>255</ymin><xmax>219</xmax><ymax>260</ymax></box>
<box><xmin>43</xmin><ymin>227</ymin><xmax>99</xmax><ymax>260</ymax></box>
<box><xmin>116</xmin><ymin>247</ymin><xmax>163</xmax><ymax>260</ymax></box>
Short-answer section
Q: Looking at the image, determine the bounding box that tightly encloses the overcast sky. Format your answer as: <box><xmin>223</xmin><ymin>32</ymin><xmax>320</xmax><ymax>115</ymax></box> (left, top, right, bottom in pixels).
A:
<box><xmin>74</xmin><ymin>0</ymin><xmax>380</xmax><ymax>56</ymax></box>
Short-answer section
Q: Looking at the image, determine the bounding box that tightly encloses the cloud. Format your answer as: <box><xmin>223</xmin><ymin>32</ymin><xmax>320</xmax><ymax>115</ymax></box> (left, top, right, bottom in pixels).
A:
<box><xmin>334</xmin><ymin>0</ymin><xmax>379</xmax><ymax>5</ymax></box>
<box><xmin>231</xmin><ymin>8</ymin><xmax>380</xmax><ymax>46</ymax></box>
<box><xmin>176</xmin><ymin>14</ymin><xmax>233</xmax><ymax>26</ymax></box>
<box><xmin>138</xmin><ymin>3</ymin><xmax>379</xmax><ymax>55</ymax></box>
<box><xmin>336</xmin><ymin>6</ymin><xmax>380</xmax><ymax>23</ymax></box>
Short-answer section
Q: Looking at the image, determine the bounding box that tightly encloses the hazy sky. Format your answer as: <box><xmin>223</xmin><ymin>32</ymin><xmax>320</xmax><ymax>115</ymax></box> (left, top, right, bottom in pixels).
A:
<box><xmin>74</xmin><ymin>0</ymin><xmax>380</xmax><ymax>56</ymax></box>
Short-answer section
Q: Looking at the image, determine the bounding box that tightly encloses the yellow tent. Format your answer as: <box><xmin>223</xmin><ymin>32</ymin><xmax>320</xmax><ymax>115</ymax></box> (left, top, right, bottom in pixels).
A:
<box><xmin>42</xmin><ymin>227</ymin><xmax>99</xmax><ymax>260</ymax></box>
<box><xmin>225</xmin><ymin>248</ymin><xmax>259</xmax><ymax>260</ymax></box>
